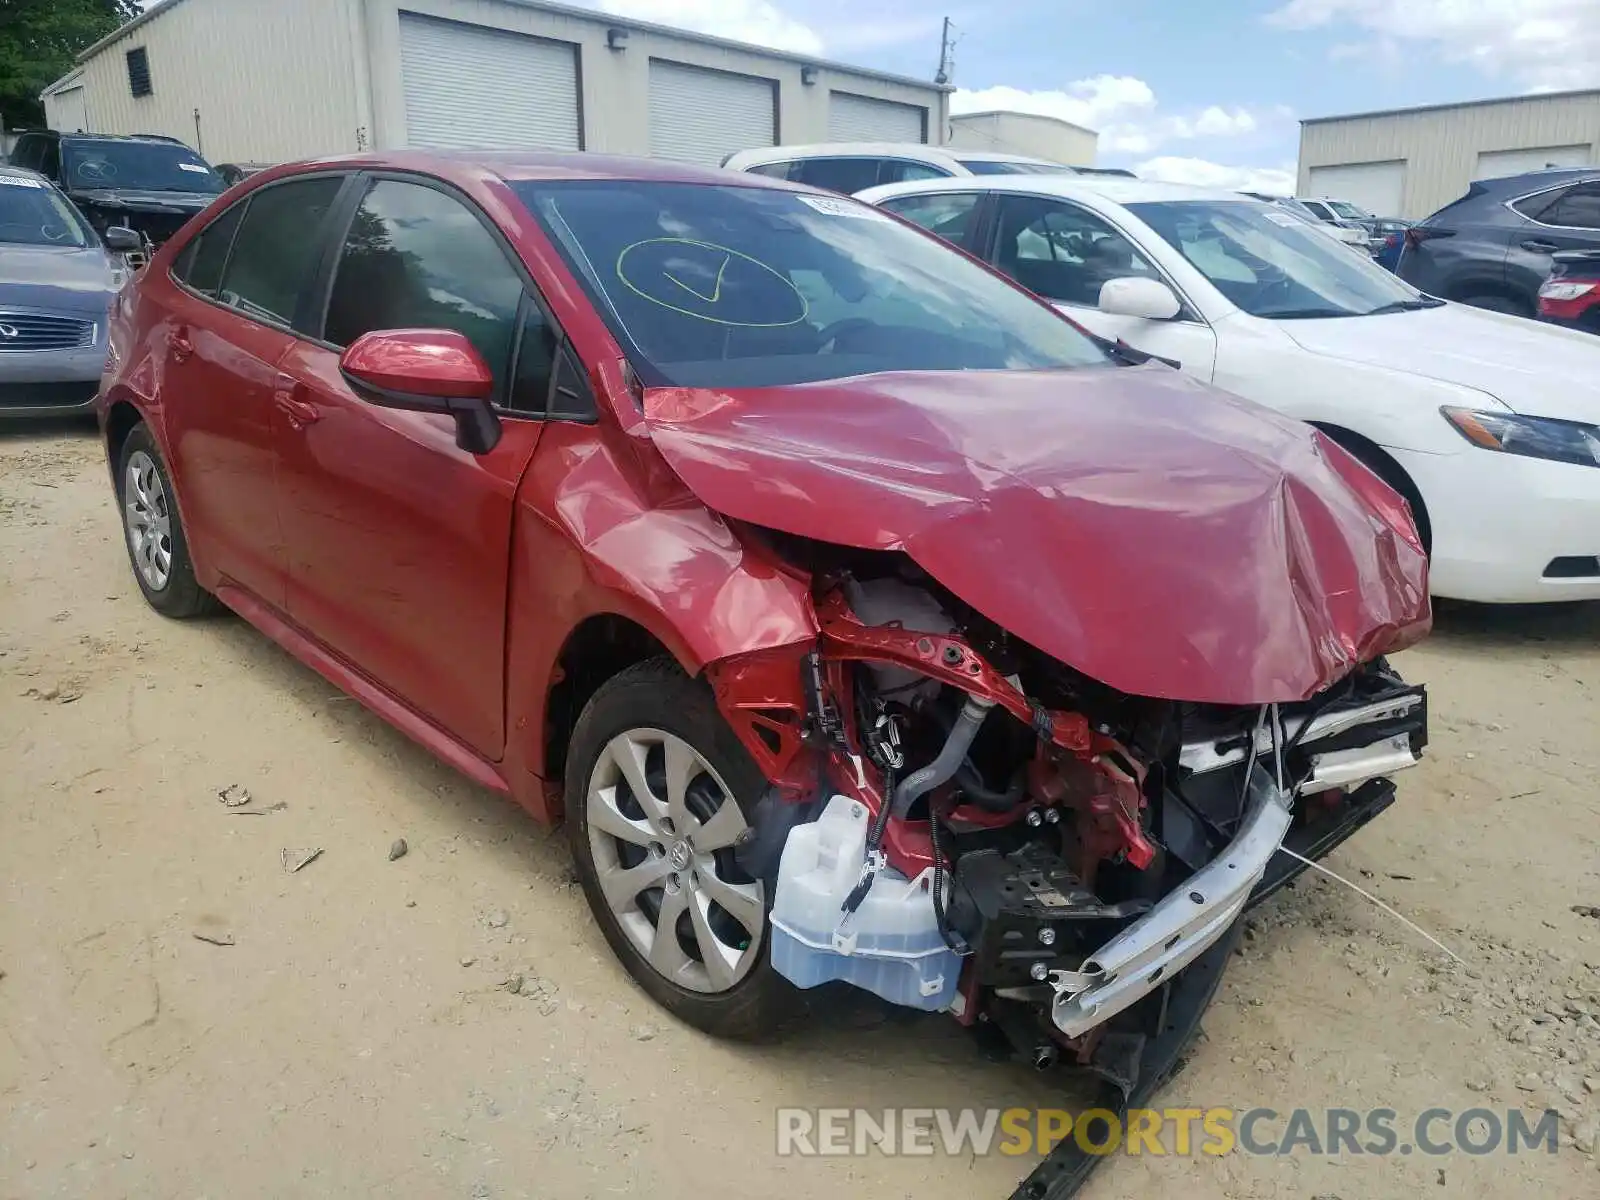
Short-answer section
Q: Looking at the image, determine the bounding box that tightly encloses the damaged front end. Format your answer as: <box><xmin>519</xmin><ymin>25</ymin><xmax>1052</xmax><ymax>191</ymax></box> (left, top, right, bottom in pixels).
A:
<box><xmin>706</xmin><ymin>554</ymin><xmax>1426</xmax><ymax>1198</ymax></box>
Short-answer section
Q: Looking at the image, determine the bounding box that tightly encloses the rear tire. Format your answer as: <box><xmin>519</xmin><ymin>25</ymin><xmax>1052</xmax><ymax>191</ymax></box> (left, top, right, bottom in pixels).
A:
<box><xmin>564</xmin><ymin>658</ymin><xmax>798</xmax><ymax>1040</ymax></box>
<box><xmin>116</xmin><ymin>424</ymin><xmax>217</xmax><ymax>618</ymax></box>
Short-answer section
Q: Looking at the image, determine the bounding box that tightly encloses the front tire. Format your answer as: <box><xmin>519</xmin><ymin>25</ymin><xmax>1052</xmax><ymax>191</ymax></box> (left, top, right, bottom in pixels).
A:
<box><xmin>1458</xmin><ymin>292</ymin><xmax>1532</xmax><ymax>318</ymax></box>
<box><xmin>565</xmin><ymin>658</ymin><xmax>797</xmax><ymax>1040</ymax></box>
<box><xmin>117</xmin><ymin>424</ymin><xmax>216</xmax><ymax>618</ymax></box>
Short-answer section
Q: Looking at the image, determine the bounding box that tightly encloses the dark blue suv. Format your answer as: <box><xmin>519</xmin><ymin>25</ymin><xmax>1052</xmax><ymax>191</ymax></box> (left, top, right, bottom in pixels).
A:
<box><xmin>1398</xmin><ymin>168</ymin><xmax>1600</xmax><ymax>316</ymax></box>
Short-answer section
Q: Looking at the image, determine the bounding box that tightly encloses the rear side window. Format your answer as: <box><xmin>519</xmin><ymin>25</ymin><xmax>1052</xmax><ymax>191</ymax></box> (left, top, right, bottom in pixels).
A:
<box><xmin>322</xmin><ymin>179</ymin><xmax>525</xmax><ymax>403</ymax></box>
<box><xmin>792</xmin><ymin>157</ymin><xmax>885</xmax><ymax>194</ymax></box>
<box><xmin>217</xmin><ymin>176</ymin><xmax>343</xmax><ymax>326</ymax></box>
<box><xmin>1537</xmin><ymin>183</ymin><xmax>1600</xmax><ymax>229</ymax></box>
<box><xmin>1511</xmin><ymin>188</ymin><xmax>1564</xmax><ymax>222</ymax></box>
<box><xmin>173</xmin><ymin>202</ymin><xmax>245</xmax><ymax>297</ymax></box>
<box><xmin>877</xmin><ymin>191</ymin><xmax>983</xmax><ymax>250</ymax></box>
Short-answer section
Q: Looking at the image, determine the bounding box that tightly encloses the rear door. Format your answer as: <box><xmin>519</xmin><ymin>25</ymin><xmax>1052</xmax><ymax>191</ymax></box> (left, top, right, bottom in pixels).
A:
<box><xmin>1506</xmin><ymin>179</ymin><xmax>1600</xmax><ymax>303</ymax></box>
<box><xmin>272</xmin><ymin>174</ymin><xmax>553</xmax><ymax>757</ymax></box>
<box><xmin>160</xmin><ymin>173</ymin><xmax>348</xmax><ymax>608</ymax></box>
<box><xmin>984</xmin><ymin>192</ymin><xmax>1218</xmax><ymax>378</ymax></box>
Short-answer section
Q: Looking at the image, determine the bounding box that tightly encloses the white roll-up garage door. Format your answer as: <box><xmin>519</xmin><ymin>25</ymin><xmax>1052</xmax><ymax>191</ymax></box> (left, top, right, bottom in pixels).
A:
<box><xmin>47</xmin><ymin>87</ymin><xmax>89</xmax><ymax>133</ymax></box>
<box><xmin>1475</xmin><ymin>145</ymin><xmax>1592</xmax><ymax>180</ymax></box>
<box><xmin>827</xmin><ymin>92</ymin><xmax>926</xmax><ymax>143</ymax></box>
<box><xmin>1306</xmin><ymin>160</ymin><xmax>1406</xmax><ymax>218</ymax></box>
<box><xmin>398</xmin><ymin>13</ymin><xmax>580</xmax><ymax>151</ymax></box>
<box><xmin>648</xmin><ymin>60</ymin><xmax>775</xmax><ymax>165</ymax></box>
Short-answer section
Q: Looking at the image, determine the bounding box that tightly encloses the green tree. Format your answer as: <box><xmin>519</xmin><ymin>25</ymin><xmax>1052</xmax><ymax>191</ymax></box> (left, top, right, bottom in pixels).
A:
<box><xmin>0</xmin><ymin>0</ymin><xmax>141</xmax><ymax>131</ymax></box>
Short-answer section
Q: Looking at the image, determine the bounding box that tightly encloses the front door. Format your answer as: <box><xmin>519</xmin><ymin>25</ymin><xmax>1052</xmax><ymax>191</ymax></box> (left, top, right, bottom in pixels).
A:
<box><xmin>158</xmin><ymin>176</ymin><xmax>346</xmax><ymax>608</ymax></box>
<box><xmin>987</xmin><ymin>193</ymin><xmax>1219</xmax><ymax>379</ymax></box>
<box><xmin>273</xmin><ymin>176</ymin><xmax>557</xmax><ymax>758</ymax></box>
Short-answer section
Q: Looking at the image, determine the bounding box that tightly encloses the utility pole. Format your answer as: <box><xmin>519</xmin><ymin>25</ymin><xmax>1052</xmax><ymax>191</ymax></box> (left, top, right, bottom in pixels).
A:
<box><xmin>934</xmin><ymin>17</ymin><xmax>953</xmax><ymax>85</ymax></box>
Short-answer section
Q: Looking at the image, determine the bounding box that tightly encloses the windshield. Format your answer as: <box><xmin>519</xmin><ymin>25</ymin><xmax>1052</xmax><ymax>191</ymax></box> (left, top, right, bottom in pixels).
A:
<box><xmin>512</xmin><ymin>180</ymin><xmax>1111</xmax><ymax>387</ymax></box>
<box><xmin>1327</xmin><ymin>200</ymin><xmax>1371</xmax><ymax>220</ymax></box>
<box><xmin>63</xmin><ymin>140</ymin><xmax>223</xmax><ymax>194</ymax></box>
<box><xmin>957</xmin><ymin>160</ymin><xmax>1069</xmax><ymax>176</ymax></box>
<box><xmin>0</xmin><ymin>176</ymin><xmax>93</xmax><ymax>247</ymax></box>
<box><xmin>1128</xmin><ymin>200</ymin><xmax>1426</xmax><ymax>319</ymax></box>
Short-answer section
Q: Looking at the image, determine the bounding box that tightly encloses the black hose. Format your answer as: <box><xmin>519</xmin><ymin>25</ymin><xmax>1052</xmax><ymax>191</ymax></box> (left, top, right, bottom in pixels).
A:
<box><xmin>954</xmin><ymin>760</ymin><xmax>1026</xmax><ymax>811</ymax></box>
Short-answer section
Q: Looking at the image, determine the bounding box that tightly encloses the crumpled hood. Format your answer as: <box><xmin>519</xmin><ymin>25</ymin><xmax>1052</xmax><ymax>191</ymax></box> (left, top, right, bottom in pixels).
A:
<box><xmin>642</xmin><ymin>366</ymin><xmax>1431</xmax><ymax>705</ymax></box>
<box><xmin>1281</xmin><ymin>303</ymin><xmax>1600</xmax><ymax>423</ymax></box>
<box><xmin>0</xmin><ymin>244</ymin><xmax>120</xmax><ymax>314</ymax></box>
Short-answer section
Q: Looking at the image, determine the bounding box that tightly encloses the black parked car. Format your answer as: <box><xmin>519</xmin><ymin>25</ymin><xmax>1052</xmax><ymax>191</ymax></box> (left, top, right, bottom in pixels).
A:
<box><xmin>1398</xmin><ymin>168</ymin><xmax>1600</xmax><ymax>316</ymax></box>
<box><xmin>6</xmin><ymin>131</ymin><xmax>224</xmax><ymax>261</ymax></box>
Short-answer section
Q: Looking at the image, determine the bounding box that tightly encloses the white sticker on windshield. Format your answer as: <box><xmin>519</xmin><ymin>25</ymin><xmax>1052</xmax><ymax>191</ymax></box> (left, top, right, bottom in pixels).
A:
<box><xmin>1263</xmin><ymin>211</ymin><xmax>1300</xmax><ymax>227</ymax></box>
<box><xmin>178</xmin><ymin>162</ymin><xmax>210</xmax><ymax>173</ymax></box>
<box><xmin>797</xmin><ymin>194</ymin><xmax>888</xmax><ymax>220</ymax></box>
<box><xmin>0</xmin><ymin>175</ymin><xmax>45</xmax><ymax>188</ymax></box>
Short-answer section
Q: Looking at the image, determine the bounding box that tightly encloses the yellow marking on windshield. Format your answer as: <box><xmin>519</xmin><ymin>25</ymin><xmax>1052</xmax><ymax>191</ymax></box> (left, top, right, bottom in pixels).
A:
<box><xmin>615</xmin><ymin>237</ymin><xmax>808</xmax><ymax>328</ymax></box>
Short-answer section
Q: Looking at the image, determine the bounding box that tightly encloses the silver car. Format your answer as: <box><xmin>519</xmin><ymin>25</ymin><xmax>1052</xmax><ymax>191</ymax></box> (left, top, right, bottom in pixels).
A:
<box><xmin>1</xmin><ymin>164</ymin><xmax>138</xmax><ymax>418</ymax></box>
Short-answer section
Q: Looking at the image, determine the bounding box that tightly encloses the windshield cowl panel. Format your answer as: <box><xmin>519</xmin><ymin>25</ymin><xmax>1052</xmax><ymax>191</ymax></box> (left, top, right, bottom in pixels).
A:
<box><xmin>1129</xmin><ymin>199</ymin><xmax>1421</xmax><ymax>321</ymax></box>
<box><xmin>512</xmin><ymin>179</ymin><xmax>1111</xmax><ymax>389</ymax></box>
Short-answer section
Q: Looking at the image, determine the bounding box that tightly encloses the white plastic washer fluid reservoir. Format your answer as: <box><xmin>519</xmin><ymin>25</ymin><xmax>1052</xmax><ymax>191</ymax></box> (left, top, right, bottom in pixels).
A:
<box><xmin>769</xmin><ymin>794</ymin><xmax>961</xmax><ymax>1010</ymax></box>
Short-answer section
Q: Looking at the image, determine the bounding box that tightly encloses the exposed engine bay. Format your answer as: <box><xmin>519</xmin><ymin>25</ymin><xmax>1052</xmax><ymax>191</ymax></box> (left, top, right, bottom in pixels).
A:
<box><xmin>706</xmin><ymin>540</ymin><xmax>1426</xmax><ymax>1196</ymax></box>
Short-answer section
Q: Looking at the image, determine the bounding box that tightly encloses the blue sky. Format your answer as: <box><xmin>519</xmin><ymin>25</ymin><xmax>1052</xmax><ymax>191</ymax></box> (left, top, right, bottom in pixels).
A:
<box><xmin>595</xmin><ymin>0</ymin><xmax>1600</xmax><ymax>191</ymax></box>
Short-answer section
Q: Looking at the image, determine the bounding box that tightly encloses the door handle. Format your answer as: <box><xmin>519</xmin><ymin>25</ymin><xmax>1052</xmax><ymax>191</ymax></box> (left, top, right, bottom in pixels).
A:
<box><xmin>273</xmin><ymin>373</ymin><xmax>321</xmax><ymax>430</ymax></box>
<box><xmin>1521</xmin><ymin>239</ymin><xmax>1560</xmax><ymax>253</ymax></box>
<box><xmin>171</xmin><ymin>329</ymin><xmax>194</xmax><ymax>363</ymax></box>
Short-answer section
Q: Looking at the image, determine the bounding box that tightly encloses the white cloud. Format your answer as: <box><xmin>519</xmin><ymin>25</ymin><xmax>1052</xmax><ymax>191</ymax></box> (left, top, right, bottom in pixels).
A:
<box><xmin>950</xmin><ymin>77</ymin><xmax>1273</xmax><ymax>164</ymax></box>
<box><xmin>1136</xmin><ymin>156</ymin><xmax>1298</xmax><ymax>195</ymax></box>
<box><xmin>1266</xmin><ymin>0</ymin><xmax>1600</xmax><ymax>91</ymax></box>
<box><xmin>595</xmin><ymin>0</ymin><xmax>825</xmax><ymax>55</ymax></box>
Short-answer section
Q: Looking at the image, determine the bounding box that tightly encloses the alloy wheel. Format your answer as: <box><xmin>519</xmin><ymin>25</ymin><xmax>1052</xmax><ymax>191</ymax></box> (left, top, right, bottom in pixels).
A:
<box><xmin>585</xmin><ymin>728</ymin><xmax>765</xmax><ymax>993</ymax></box>
<box><xmin>123</xmin><ymin>449</ymin><xmax>173</xmax><ymax>591</ymax></box>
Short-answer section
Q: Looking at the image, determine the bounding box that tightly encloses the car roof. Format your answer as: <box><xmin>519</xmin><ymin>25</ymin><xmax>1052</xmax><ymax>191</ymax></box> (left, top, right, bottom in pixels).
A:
<box><xmin>261</xmin><ymin>149</ymin><xmax>807</xmax><ymax>191</ymax></box>
<box><xmin>723</xmin><ymin>142</ymin><xmax>1062</xmax><ymax>171</ymax></box>
<box><xmin>859</xmin><ymin>172</ymin><xmax>1263</xmax><ymax>208</ymax></box>
<box><xmin>0</xmin><ymin>164</ymin><xmax>53</xmax><ymax>185</ymax></box>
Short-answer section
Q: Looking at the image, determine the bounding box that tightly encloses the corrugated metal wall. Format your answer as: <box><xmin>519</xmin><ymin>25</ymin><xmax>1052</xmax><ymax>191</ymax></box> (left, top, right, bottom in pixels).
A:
<box><xmin>947</xmin><ymin>112</ymin><xmax>1098</xmax><ymax>166</ymax></box>
<box><xmin>51</xmin><ymin>0</ymin><xmax>362</xmax><ymax>164</ymax></box>
<box><xmin>1299</xmin><ymin>92</ymin><xmax>1600</xmax><ymax>219</ymax></box>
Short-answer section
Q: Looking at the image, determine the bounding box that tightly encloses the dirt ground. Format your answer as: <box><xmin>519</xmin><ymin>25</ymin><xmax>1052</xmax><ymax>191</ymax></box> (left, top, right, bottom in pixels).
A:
<box><xmin>2</xmin><ymin>422</ymin><xmax>1598</xmax><ymax>1200</ymax></box>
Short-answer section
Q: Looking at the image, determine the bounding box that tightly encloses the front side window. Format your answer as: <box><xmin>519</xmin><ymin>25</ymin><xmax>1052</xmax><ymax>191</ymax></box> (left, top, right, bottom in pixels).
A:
<box><xmin>0</xmin><ymin>177</ymin><xmax>93</xmax><ymax>247</ymax></box>
<box><xmin>63</xmin><ymin>139</ymin><xmax>223</xmax><ymax>194</ymax></box>
<box><xmin>323</xmin><ymin>180</ymin><xmax>526</xmax><ymax>402</ymax></box>
<box><xmin>877</xmin><ymin>191</ymin><xmax>983</xmax><ymax>250</ymax></box>
<box><xmin>1301</xmin><ymin>200</ymin><xmax>1333</xmax><ymax>220</ymax></box>
<box><xmin>1539</xmin><ymin>183</ymin><xmax>1600</xmax><ymax>230</ymax></box>
<box><xmin>217</xmin><ymin>176</ymin><xmax>343</xmax><ymax>326</ymax></box>
<box><xmin>514</xmin><ymin>179</ymin><xmax>1110</xmax><ymax>388</ymax></box>
<box><xmin>993</xmin><ymin>195</ymin><xmax>1162</xmax><ymax>307</ymax></box>
<box><xmin>1128</xmin><ymin>199</ymin><xmax>1424</xmax><ymax>319</ymax></box>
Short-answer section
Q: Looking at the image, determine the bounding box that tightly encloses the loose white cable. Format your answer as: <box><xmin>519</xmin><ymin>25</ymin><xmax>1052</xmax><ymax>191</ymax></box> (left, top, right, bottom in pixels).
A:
<box><xmin>1274</xmin><ymin>844</ymin><xmax>1466</xmax><ymax>966</ymax></box>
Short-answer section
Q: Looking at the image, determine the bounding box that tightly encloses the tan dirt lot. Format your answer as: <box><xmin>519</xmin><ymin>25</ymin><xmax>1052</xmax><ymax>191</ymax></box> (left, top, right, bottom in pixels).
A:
<box><xmin>2</xmin><ymin>423</ymin><xmax>1598</xmax><ymax>1200</ymax></box>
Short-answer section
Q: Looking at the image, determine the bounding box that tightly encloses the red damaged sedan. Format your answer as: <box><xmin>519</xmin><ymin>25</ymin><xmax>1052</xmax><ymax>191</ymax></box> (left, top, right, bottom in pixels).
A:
<box><xmin>98</xmin><ymin>152</ymin><xmax>1429</xmax><ymax>1193</ymax></box>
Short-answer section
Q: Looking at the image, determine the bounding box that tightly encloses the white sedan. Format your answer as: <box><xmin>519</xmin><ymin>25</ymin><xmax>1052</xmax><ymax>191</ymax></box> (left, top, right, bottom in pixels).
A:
<box><xmin>856</xmin><ymin>174</ymin><xmax>1600</xmax><ymax>604</ymax></box>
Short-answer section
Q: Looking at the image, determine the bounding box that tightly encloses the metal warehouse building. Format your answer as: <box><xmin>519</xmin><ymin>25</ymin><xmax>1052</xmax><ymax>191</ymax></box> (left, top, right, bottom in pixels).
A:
<box><xmin>1298</xmin><ymin>89</ymin><xmax>1600</xmax><ymax>221</ymax></box>
<box><xmin>40</xmin><ymin>0</ymin><xmax>949</xmax><ymax>167</ymax></box>
<box><xmin>946</xmin><ymin>110</ymin><xmax>1098</xmax><ymax>167</ymax></box>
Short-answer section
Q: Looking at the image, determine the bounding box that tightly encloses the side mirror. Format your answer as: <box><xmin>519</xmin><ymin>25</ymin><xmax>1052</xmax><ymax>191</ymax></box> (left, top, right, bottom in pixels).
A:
<box><xmin>103</xmin><ymin>226</ymin><xmax>141</xmax><ymax>252</ymax></box>
<box><xmin>1098</xmin><ymin>276</ymin><xmax>1181</xmax><ymax>320</ymax></box>
<box><xmin>339</xmin><ymin>328</ymin><xmax>501</xmax><ymax>455</ymax></box>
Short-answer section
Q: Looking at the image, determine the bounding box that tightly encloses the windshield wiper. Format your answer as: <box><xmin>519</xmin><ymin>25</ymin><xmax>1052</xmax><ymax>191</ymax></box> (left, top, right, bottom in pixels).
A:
<box><xmin>1260</xmin><ymin>307</ymin><xmax>1353</xmax><ymax>320</ymax></box>
<box><xmin>1361</xmin><ymin>297</ymin><xmax>1446</xmax><ymax>316</ymax></box>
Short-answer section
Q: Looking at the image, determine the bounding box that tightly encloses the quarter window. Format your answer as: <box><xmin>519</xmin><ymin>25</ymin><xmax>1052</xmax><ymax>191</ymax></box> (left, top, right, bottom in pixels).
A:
<box><xmin>878</xmin><ymin>191</ymin><xmax>983</xmax><ymax>251</ymax></box>
<box><xmin>322</xmin><ymin>180</ymin><xmax>526</xmax><ymax>404</ymax></box>
<box><xmin>992</xmin><ymin>195</ymin><xmax>1162</xmax><ymax>307</ymax></box>
<box><xmin>216</xmin><ymin>176</ymin><xmax>343</xmax><ymax>326</ymax></box>
<box><xmin>173</xmin><ymin>202</ymin><xmax>245</xmax><ymax>297</ymax></box>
